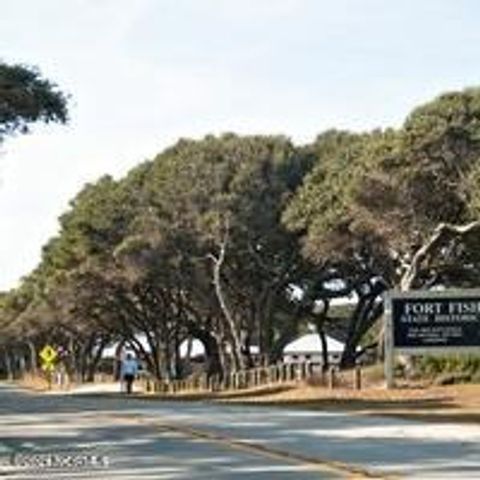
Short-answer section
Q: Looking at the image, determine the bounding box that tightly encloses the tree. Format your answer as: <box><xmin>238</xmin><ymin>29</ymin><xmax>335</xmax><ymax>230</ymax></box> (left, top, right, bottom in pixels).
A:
<box><xmin>8</xmin><ymin>86</ymin><xmax>480</xmax><ymax>381</ymax></box>
<box><xmin>0</xmin><ymin>62</ymin><xmax>68</xmax><ymax>143</ymax></box>
<box><xmin>284</xmin><ymin>88</ymin><xmax>480</xmax><ymax>366</ymax></box>
<box><xmin>143</xmin><ymin>134</ymin><xmax>313</xmax><ymax>368</ymax></box>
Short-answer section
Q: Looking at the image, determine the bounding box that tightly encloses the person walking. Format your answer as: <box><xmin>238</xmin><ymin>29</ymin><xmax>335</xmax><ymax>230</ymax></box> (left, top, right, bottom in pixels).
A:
<box><xmin>120</xmin><ymin>352</ymin><xmax>138</xmax><ymax>394</ymax></box>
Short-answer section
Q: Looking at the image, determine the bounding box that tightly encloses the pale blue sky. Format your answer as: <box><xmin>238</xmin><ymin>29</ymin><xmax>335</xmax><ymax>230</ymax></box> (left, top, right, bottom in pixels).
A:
<box><xmin>1</xmin><ymin>0</ymin><xmax>480</xmax><ymax>289</ymax></box>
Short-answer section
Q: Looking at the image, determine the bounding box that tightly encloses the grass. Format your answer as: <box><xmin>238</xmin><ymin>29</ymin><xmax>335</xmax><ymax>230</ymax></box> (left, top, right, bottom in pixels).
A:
<box><xmin>14</xmin><ymin>365</ymin><xmax>480</xmax><ymax>424</ymax></box>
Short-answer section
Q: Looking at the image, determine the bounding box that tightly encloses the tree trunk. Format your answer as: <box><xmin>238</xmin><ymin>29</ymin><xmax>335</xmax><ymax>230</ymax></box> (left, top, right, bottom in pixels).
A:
<box><xmin>27</xmin><ymin>341</ymin><xmax>38</xmax><ymax>375</ymax></box>
<box><xmin>201</xmin><ymin>332</ymin><xmax>226</xmax><ymax>379</ymax></box>
<box><xmin>3</xmin><ymin>349</ymin><xmax>12</xmax><ymax>380</ymax></box>
<box><xmin>209</xmin><ymin>237</ymin><xmax>245</xmax><ymax>371</ymax></box>
<box><xmin>319</xmin><ymin>329</ymin><xmax>329</xmax><ymax>372</ymax></box>
<box><xmin>86</xmin><ymin>338</ymin><xmax>107</xmax><ymax>382</ymax></box>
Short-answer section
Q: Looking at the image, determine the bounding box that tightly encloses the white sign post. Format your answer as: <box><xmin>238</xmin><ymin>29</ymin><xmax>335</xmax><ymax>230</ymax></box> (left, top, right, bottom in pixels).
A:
<box><xmin>384</xmin><ymin>294</ymin><xmax>395</xmax><ymax>389</ymax></box>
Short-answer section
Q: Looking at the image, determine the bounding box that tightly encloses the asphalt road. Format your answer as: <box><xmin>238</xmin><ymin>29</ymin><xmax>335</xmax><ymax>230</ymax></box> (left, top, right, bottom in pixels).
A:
<box><xmin>0</xmin><ymin>384</ymin><xmax>479</xmax><ymax>479</ymax></box>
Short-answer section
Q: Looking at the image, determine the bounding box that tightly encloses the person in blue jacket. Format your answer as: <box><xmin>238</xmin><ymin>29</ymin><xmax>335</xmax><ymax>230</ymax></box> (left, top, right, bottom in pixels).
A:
<box><xmin>120</xmin><ymin>352</ymin><xmax>138</xmax><ymax>394</ymax></box>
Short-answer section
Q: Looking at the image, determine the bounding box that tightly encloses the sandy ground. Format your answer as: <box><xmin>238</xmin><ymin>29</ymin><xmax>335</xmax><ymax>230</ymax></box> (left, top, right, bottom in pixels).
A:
<box><xmin>17</xmin><ymin>373</ymin><xmax>480</xmax><ymax>424</ymax></box>
<box><xmin>215</xmin><ymin>382</ymin><xmax>480</xmax><ymax>424</ymax></box>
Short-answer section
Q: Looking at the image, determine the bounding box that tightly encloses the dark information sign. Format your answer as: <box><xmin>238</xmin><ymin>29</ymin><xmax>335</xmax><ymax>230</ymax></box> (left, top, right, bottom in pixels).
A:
<box><xmin>391</xmin><ymin>294</ymin><xmax>480</xmax><ymax>349</ymax></box>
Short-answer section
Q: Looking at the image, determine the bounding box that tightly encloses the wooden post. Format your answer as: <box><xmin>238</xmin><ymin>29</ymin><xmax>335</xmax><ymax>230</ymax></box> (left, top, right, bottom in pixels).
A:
<box><xmin>354</xmin><ymin>366</ymin><xmax>362</xmax><ymax>390</ymax></box>
<box><xmin>266</xmin><ymin>366</ymin><xmax>272</xmax><ymax>384</ymax></box>
<box><xmin>300</xmin><ymin>362</ymin><xmax>307</xmax><ymax>380</ymax></box>
<box><xmin>254</xmin><ymin>368</ymin><xmax>258</xmax><ymax>386</ymax></box>
<box><xmin>260</xmin><ymin>367</ymin><xmax>267</xmax><ymax>385</ymax></box>
<box><xmin>307</xmin><ymin>362</ymin><xmax>314</xmax><ymax>379</ymax></box>
<box><xmin>289</xmin><ymin>363</ymin><xmax>295</xmax><ymax>382</ymax></box>
<box><xmin>328</xmin><ymin>366</ymin><xmax>336</xmax><ymax>390</ymax></box>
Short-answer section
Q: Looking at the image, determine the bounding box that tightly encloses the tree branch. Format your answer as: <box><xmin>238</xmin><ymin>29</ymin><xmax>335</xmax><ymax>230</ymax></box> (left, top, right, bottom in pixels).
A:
<box><xmin>401</xmin><ymin>220</ymin><xmax>480</xmax><ymax>291</ymax></box>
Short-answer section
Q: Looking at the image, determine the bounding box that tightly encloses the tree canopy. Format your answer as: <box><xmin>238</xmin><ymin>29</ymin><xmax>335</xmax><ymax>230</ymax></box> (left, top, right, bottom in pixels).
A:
<box><xmin>0</xmin><ymin>62</ymin><xmax>68</xmax><ymax>142</ymax></box>
<box><xmin>3</xmin><ymin>86</ymin><xmax>480</xmax><ymax>379</ymax></box>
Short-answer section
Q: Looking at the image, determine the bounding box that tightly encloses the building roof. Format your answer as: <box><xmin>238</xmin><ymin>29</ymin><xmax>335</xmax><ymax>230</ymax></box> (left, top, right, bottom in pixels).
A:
<box><xmin>283</xmin><ymin>333</ymin><xmax>345</xmax><ymax>354</ymax></box>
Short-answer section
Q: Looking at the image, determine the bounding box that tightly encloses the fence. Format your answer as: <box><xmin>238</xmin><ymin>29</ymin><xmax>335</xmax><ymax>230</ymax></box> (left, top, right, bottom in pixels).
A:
<box><xmin>138</xmin><ymin>362</ymin><xmax>363</xmax><ymax>395</ymax></box>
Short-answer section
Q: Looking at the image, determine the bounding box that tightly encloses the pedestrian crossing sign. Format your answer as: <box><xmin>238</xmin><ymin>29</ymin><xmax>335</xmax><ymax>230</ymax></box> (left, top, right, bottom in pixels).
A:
<box><xmin>39</xmin><ymin>344</ymin><xmax>58</xmax><ymax>369</ymax></box>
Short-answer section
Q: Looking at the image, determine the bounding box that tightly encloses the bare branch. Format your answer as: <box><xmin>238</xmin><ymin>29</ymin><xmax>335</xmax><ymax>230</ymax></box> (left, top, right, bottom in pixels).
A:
<box><xmin>401</xmin><ymin>220</ymin><xmax>480</xmax><ymax>290</ymax></box>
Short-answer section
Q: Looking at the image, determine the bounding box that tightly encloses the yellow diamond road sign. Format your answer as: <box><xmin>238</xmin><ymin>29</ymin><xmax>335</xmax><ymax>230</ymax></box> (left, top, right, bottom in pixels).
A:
<box><xmin>39</xmin><ymin>345</ymin><xmax>57</xmax><ymax>365</ymax></box>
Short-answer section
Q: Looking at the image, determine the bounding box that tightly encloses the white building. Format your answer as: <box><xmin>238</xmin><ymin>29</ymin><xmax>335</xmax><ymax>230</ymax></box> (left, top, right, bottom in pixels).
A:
<box><xmin>283</xmin><ymin>333</ymin><xmax>346</xmax><ymax>365</ymax></box>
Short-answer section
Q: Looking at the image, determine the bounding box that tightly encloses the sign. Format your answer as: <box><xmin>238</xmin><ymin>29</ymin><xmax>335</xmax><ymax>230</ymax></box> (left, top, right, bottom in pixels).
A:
<box><xmin>392</xmin><ymin>295</ymin><xmax>480</xmax><ymax>349</ymax></box>
<box><xmin>384</xmin><ymin>289</ymin><xmax>480</xmax><ymax>388</ymax></box>
<box><xmin>39</xmin><ymin>345</ymin><xmax>58</xmax><ymax>371</ymax></box>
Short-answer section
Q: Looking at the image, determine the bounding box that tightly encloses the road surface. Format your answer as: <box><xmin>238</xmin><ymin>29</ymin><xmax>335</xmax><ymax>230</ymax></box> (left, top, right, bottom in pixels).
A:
<box><xmin>0</xmin><ymin>383</ymin><xmax>479</xmax><ymax>479</ymax></box>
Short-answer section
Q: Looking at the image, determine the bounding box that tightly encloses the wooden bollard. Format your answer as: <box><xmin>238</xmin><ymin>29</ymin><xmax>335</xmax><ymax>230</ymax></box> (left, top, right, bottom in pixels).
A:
<box><xmin>273</xmin><ymin>365</ymin><xmax>279</xmax><ymax>383</ymax></box>
<box><xmin>260</xmin><ymin>367</ymin><xmax>266</xmax><ymax>385</ymax></box>
<box><xmin>328</xmin><ymin>366</ymin><xmax>336</xmax><ymax>390</ymax></box>
<box><xmin>289</xmin><ymin>363</ymin><xmax>296</xmax><ymax>382</ymax></box>
<box><xmin>239</xmin><ymin>371</ymin><xmax>244</xmax><ymax>389</ymax></box>
<box><xmin>266</xmin><ymin>366</ymin><xmax>272</xmax><ymax>384</ymax></box>
<box><xmin>295</xmin><ymin>363</ymin><xmax>301</xmax><ymax>381</ymax></box>
<box><xmin>354</xmin><ymin>366</ymin><xmax>362</xmax><ymax>390</ymax></box>
<box><xmin>300</xmin><ymin>362</ymin><xmax>307</xmax><ymax>380</ymax></box>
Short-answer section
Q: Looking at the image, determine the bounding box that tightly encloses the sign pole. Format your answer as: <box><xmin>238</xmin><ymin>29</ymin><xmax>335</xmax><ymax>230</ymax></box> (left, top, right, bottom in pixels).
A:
<box><xmin>384</xmin><ymin>294</ymin><xmax>395</xmax><ymax>389</ymax></box>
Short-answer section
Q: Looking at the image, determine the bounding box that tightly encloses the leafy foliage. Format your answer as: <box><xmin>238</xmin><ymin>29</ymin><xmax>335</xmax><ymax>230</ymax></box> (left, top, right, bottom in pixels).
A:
<box><xmin>4</xmin><ymin>86</ymin><xmax>480</xmax><ymax>379</ymax></box>
<box><xmin>0</xmin><ymin>62</ymin><xmax>68</xmax><ymax>142</ymax></box>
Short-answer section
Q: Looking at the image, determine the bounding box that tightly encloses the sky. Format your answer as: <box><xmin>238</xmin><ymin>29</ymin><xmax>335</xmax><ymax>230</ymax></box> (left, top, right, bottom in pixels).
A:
<box><xmin>1</xmin><ymin>0</ymin><xmax>480</xmax><ymax>290</ymax></box>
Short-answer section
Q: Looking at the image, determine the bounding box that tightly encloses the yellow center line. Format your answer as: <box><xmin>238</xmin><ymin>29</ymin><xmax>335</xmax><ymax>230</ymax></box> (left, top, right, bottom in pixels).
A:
<box><xmin>115</xmin><ymin>413</ymin><xmax>397</xmax><ymax>480</ymax></box>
